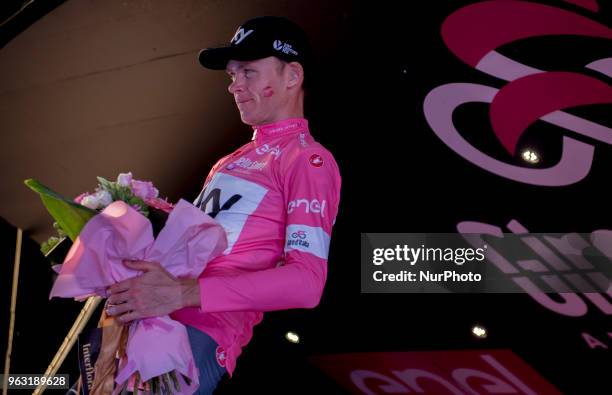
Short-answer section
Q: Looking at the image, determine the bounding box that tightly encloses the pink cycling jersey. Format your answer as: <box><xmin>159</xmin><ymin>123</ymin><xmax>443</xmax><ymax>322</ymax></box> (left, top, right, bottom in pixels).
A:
<box><xmin>170</xmin><ymin>117</ymin><xmax>341</xmax><ymax>376</ymax></box>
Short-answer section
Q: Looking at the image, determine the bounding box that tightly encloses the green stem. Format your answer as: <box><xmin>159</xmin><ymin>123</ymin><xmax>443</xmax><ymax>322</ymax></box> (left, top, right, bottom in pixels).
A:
<box><xmin>134</xmin><ymin>372</ymin><xmax>141</xmax><ymax>394</ymax></box>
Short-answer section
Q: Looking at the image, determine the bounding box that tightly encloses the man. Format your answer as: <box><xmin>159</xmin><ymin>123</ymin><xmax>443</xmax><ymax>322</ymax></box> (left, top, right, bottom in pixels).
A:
<box><xmin>106</xmin><ymin>16</ymin><xmax>341</xmax><ymax>394</ymax></box>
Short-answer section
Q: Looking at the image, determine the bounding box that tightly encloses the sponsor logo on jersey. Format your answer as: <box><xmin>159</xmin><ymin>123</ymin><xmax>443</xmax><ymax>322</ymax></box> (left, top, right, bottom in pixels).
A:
<box><xmin>287</xmin><ymin>198</ymin><xmax>326</xmax><ymax>218</ymax></box>
<box><xmin>193</xmin><ymin>187</ymin><xmax>242</xmax><ymax>219</ymax></box>
<box><xmin>309</xmin><ymin>154</ymin><xmax>324</xmax><ymax>167</ymax></box>
<box><xmin>299</xmin><ymin>133</ymin><xmax>308</xmax><ymax>147</ymax></box>
<box><xmin>231</xmin><ymin>157</ymin><xmax>267</xmax><ymax>171</ymax></box>
<box><xmin>255</xmin><ymin>143</ymin><xmax>282</xmax><ymax>159</ymax></box>
<box><xmin>194</xmin><ymin>172</ymin><xmax>268</xmax><ymax>254</ymax></box>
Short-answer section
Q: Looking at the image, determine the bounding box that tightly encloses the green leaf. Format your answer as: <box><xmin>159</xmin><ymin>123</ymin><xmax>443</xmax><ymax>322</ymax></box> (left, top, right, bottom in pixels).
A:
<box><xmin>116</xmin><ymin>184</ymin><xmax>133</xmax><ymax>201</ymax></box>
<box><xmin>25</xmin><ymin>179</ymin><xmax>98</xmax><ymax>241</ymax></box>
<box><xmin>96</xmin><ymin>176</ymin><xmax>119</xmax><ymax>200</ymax></box>
<box><xmin>41</xmin><ymin>241</ymin><xmax>51</xmax><ymax>256</ymax></box>
<box><xmin>96</xmin><ymin>176</ymin><xmax>114</xmax><ymax>190</ymax></box>
<box><xmin>52</xmin><ymin>222</ymin><xmax>68</xmax><ymax>238</ymax></box>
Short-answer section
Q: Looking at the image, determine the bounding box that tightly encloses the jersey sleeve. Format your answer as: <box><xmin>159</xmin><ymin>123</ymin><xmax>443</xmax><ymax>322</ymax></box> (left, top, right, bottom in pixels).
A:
<box><xmin>197</xmin><ymin>146</ymin><xmax>341</xmax><ymax>312</ymax></box>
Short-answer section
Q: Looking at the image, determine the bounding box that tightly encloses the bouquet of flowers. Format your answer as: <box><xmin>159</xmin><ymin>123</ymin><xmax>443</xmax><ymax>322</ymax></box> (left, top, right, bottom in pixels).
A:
<box><xmin>39</xmin><ymin>173</ymin><xmax>173</xmax><ymax>257</ymax></box>
<box><xmin>26</xmin><ymin>173</ymin><xmax>228</xmax><ymax>395</ymax></box>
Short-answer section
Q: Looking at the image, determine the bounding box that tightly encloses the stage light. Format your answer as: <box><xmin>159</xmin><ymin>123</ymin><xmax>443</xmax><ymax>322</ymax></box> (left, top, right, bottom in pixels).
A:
<box><xmin>472</xmin><ymin>325</ymin><xmax>487</xmax><ymax>338</ymax></box>
<box><xmin>285</xmin><ymin>331</ymin><xmax>300</xmax><ymax>344</ymax></box>
<box><xmin>521</xmin><ymin>149</ymin><xmax>540</xmax><ymax>164</ymax></box>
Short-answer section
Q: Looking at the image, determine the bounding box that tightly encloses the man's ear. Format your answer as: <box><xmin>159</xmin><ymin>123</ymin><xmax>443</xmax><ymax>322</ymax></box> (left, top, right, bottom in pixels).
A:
<box><xmin>286</xmin><ymin>62</ymin><xmax>304</xmax><ymax>89</ymax></box>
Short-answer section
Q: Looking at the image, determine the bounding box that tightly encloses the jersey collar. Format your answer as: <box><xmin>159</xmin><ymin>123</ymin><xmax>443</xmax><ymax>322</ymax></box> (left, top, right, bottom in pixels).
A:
<box><xmin>251</xmin><ymin>118</ymin><xmax>309</xmax><ymax>144</ymax></box>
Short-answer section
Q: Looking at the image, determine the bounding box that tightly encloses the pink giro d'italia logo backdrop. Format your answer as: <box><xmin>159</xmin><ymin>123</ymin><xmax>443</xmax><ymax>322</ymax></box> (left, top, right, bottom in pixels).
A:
<box><xmin>424</xmin><ymin>0</ymin><xmax>612</xmax><ymax>186</ymax></box>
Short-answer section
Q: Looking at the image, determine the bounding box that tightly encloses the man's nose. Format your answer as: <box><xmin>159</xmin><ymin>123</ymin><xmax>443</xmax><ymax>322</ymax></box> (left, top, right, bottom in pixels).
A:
<box><xmin>228</xmin><ymin>77</ymin><xmax>244</xmax><ymax>94</ymax></box>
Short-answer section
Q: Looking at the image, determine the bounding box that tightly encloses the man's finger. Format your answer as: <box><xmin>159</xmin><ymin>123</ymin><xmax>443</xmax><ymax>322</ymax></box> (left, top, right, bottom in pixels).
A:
<box><xmin>107</xmin><ymin>279</ymin><xmax>131</xmax><ymax>295</ymax></box>
<box><xmin>106</xmin><ymin>301</ymin><xmax>133</xmax><ymax>317</ymax></box>
<box><xmin>107</xmin><ymin>291</ymin><xmax>129</xmax><ymax>306</ymax></box>
<box><xmin>118</xmin><ymin>310</ymin><xmax>142</xmax><ymax>324</ymax></box>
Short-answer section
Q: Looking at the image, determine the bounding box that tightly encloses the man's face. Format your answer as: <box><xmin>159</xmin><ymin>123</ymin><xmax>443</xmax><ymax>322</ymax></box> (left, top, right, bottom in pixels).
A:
<box><xmin>226</xmin><ymin>57</ymin><xmax>289</xmax><ymax>126</ymax></box>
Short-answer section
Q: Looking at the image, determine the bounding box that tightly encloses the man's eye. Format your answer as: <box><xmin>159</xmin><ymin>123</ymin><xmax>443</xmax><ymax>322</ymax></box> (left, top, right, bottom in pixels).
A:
<box><xmin>245</xmin><ymin>69</ymin><xmax>255</xmax><ymax>77</ymax></box>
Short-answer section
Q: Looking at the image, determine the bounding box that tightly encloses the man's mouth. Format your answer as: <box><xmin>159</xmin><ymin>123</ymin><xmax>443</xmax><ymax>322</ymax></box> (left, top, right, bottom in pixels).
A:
<box><xmin>236</xmin><ymin>98</ymin><xmax>252</xmax><ymax>105</ymax></box>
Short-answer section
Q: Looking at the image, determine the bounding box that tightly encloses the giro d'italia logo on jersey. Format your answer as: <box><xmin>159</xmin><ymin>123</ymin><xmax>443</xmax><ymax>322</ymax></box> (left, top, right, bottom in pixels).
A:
<box><xmin>193</xmin><ymin>172</ymin><xmax>268</xmax><ymax>254</ymax></box>
<box><xmin>288</xmin><ymin>230</ymin><xmax>310</xmax><ymax>248</ymax></box>
<box><xmin>423</xmin><ymin>0</ymin><xmax>612</xmax><ymax>186</ymax></box>
<box><xmin>285</xmin><ymin>224</ymin><xmax>331</xmax><ymax>260</ymax></box>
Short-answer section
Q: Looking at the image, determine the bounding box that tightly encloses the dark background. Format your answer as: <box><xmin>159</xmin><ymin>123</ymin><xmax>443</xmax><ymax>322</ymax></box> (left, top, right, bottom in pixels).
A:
<box><xmin>2</xmin><ymin>0</ymin><xmax>611</xmax><ymax>394</ymax></box>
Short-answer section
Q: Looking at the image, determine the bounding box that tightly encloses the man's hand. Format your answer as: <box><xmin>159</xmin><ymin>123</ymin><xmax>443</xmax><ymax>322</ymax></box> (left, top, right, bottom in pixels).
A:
<box><xmin>105</xmin><ymin>260</ymin><xmax>200</xmax><ymax>324</ymax></box>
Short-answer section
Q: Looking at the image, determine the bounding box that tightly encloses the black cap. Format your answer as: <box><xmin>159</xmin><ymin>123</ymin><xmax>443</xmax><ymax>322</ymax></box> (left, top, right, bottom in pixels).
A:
<box><xmin>199</xmin><ymin>16</ymin><xmax>310</xmax><ymax>70</ymax></box>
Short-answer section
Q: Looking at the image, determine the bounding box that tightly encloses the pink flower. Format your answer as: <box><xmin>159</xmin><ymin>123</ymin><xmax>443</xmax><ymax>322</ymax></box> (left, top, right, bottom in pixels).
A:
<box><xmin>145</xmin><ymin>197</ymin><xmax>174</xmax><ymax>213</ymax></box>
<box><xmin>117</xmin><ymin>172</ymin><xmax>133</xmax><ymax>187</ymax></box>
<box><xmin>74</xmin><ymin>192</ymin><xmax>89</xmax><ymax>204</ymax></box>
<box><xmin>130</xmin><ymin>180</ymin><xmax>159</xmax><ymax>200</ymax></box>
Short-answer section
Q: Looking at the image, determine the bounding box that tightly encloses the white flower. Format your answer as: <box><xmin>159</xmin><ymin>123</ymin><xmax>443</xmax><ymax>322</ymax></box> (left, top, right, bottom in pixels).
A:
<box><xmin>95</xmin><ymin>190</ymin><xmax>113</xmax><ymax>207</ymax></box>
<box><xmin>81</xmin><ymin>194</ymin><xmax>101</xmax><ymax>210</ymax></box>
<box><xmin>80</xmin><ymin>190</ymin><xmax>112</xmax><ymax>210</ymax></box>
<box><xmin>117</xmin><ymin>172</ymin><xmax>133</xmax><ymax>187</ymax></box>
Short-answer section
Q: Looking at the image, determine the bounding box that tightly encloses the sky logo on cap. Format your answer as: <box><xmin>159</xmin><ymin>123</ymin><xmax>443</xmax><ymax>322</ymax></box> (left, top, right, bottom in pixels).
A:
<box><xmin>231</xmin><ymin>28</ymin><xmax>254</xmax><ymax>45</ymax></box>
